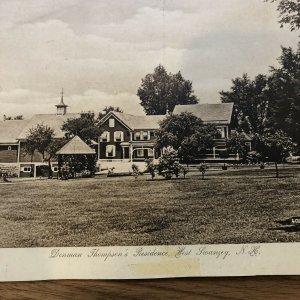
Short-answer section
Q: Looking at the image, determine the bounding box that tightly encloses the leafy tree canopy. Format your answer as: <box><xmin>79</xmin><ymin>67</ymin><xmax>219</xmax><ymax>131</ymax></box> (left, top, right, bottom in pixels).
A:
<box><xmin>220</xmin><ymin>73</ymin><xmax>271</xmax><ymax>134</ymax></box>
<box><xmin>221</xmin><ymin>46</ymin><xmax>300</xmax><ymax>148</ymax></box>
<box><xmin>268</xmin><ymin>46</ymin><xmax>300</xmax><ymax>145</ymax></box>
<box><xmin>266</xmin><ymin>0</ymin><xmax>300</xmax><ymax>31</ymax></box>
<box><xmin>254</xmin><ymin>129</ymin><xmax>296</xmax><ymax>177</ymax></box>
<box><xmin>62</xmin><ymin>114</ymin><xmax>101</xmax><ymax>145</ymax></box>
<box><xmin>156</xmin><ymin>112</ymin><xmax>220</xmax><ymax>163</ymax></box>
<box><xmin>226</xmin><ymin>131</ymin><xmax>250</xmax><ymax>161</ymax></box>
<box><xmin>137</xmin><ymin>65</ymin><xmax>198</xmax><ymax>115</ymax></box>
<box><xmin>25</xmin><ymin>124</ymin><xmax>55</xmax><ymax>160</ymax></box>
<box><xmin>25</xmin><ymin>124</ymin><xmax>59</xmax><ymax>177</ymax></box>
<box><xmin>4</xmin><ymin>115</ymin><xmax>23</xmax><ymax>120</ymax></box>
<box><xmin>97</xmin><ymin>106</ymin><xmax>123</xmax><ymax>121</ymax></box>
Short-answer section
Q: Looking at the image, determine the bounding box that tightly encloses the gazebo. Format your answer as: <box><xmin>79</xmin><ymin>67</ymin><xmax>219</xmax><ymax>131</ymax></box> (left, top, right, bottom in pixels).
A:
<box><xmin>56</xmin><ymin>136</ymin><xmax>96</xmax><ymax>178</ymax></box>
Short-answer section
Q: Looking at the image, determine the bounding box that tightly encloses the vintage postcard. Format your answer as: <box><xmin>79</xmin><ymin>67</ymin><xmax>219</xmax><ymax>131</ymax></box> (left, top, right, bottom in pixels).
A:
<box><xmin>0</xmin><ymin>0</ymin><xmax>299</xmax><ymax>281</ymax></box>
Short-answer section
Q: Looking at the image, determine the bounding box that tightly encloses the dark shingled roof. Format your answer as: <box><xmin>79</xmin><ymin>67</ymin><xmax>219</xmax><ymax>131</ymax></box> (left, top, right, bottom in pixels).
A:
<box><xmin>56</xmin><ymin>136</ymin><xmax>95</xmax><ymax>155</ymax></box>
<box><xmin>101</xmin><ymin>112</ymin><xmax>166</xmax><ymax>130</ymax></box>
<box><xmin>173</xmin><ymin>103</ymin><xmax>234</xmax><ymax>124</ymax></box>
<box><xmin>0</xmin><ymin>120</ymin><xmax>29</xmax><ymax>144</ymax></box>
<box><xmin>17</xmin><ymin>113</ymin><xmax>80</xmax><ymax>140</ymax></box>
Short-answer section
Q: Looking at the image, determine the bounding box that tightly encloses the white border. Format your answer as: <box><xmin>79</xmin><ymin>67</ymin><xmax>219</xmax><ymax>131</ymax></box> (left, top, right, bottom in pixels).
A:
<box><xmin>0</xmin><ymin>243</ymin><xmax>299</xmax><ymax>281</ymax></box>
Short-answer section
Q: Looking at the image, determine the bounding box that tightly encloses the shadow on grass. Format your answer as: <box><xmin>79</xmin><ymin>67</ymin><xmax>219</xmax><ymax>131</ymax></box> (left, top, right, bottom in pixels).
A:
<box><xmin>146</xmin><ymin>177</ymin><xmax>190</xmax><ymax>181</ymax></box>
<box><xmin>269</xmin><ymin>226</ymin><xmax>300</xmax><ymax>233</ymax></box>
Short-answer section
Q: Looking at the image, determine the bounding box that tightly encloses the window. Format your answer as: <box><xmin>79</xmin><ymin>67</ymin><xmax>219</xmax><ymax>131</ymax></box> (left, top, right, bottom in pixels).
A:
<box><xmin>137</xmin><ymin>149</ymin><xmax>144</xmax><ymax>157</ymax></box>
<box><xmin>148</xmin><ymin>148</ymin><xmax>154</xmax><ymax>157</ymax></box>
<box><xmin>100</xmin><ymin>131</ymin><xmax>110</xmax><ymax>142</ymax></box>
<box><xmin>217</xmin><ymin>127</ymin><xmax>225</xmax><ymax>138</ymax></box>
<box><xmin>134</xmin><ymin>131</ymin><xmax>150</xmax><ymax>140</ymax></box>
<box><xmin>106</xmin><ymin>145</ymin><xmax>116</xmax><ymax>157</ymax></box>
<box><xmin>22</xmin><ymin>167</ymin><xmax>31</xmax><ymax>172</ymax></box>
<box><xmin>109</xmin><ymin>118</ymin><xmax>115</xmax><ymax>127</ymax></box>
<box><xmin>7</xmin><ymin>146</ymin><xmax>11</xmax><ymax>151</ymax></box>
<box><xmin>134</xmin><ymin>132</ymin><xmax>141</xmax><ymax>140</ymax></box>
<box><xmin>142</xmin><ymin>131</ymin><xmax>149</xmax><ymax>140</ymax></box>
<box><xmin>114</xmin><ymin>131</ymin><xmax>124</xmax><ymax>142</ymax></box>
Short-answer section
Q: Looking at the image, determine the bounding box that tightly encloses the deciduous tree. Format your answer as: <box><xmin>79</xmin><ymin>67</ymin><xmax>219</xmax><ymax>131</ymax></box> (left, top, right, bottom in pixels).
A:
<box><xmin>137</xmin><ymin>65</ymin><xmax>198</xmax><ymax>115</ymax></box>
<box><xmin>220</xmin><ymin>74</ymin><xmax>271</xmax><ymax>134</ymax></box>
<box><xmin>62</xmin><ymin>113</ymin><xmax>101</xmax><ymax>145</ymax></box>
<box><xmin>254</xmin><ymin>130</ymin><xmax>296</xmax><ymax>177</ymax></box>
<box><xmin>156</xmin><ymin>112</ymin><xmax>219</xmax><ymax>163</ymax></box>
<box><xmin>266</xmin><ymin>0</ymin><xmax>300</xmax><ymax>31</ymax></box>
<box><xmin>25</xmin><ymin>124</ymin><xmax>56</xmax><ymax>177</ymax></box>
<box><xmin>268</xmin><ymin>46</ymin><xmax>300</xmax><ymax>148</ymax></box>
<box><xmin>97</xmin><ymin>106</ymin><xmax>123</xmax><ymax>121</ymax></box>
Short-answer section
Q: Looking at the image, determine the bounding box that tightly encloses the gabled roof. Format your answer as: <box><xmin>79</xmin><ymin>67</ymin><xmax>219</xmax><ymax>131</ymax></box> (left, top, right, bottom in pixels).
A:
<box><xmin>17</xmin><ymin>113</ymin><xmax>80</xmax><ymax>140</ymax></box>
<box><xmin>0</xmin><ymin>120</ymin><xmax>29</xmax><ymax>144</ymax></box>
<box><xmin>99</xmin><ymin>111</ymin><xmax>166</xmax><ymax>130</ymax></box>
<box><xmin>173</xmin><ymin>103</ymin><xmax>234</xmax><ymax>124</ymax></box>
<box><xmin>56</xmin><ymin>136</ymin><xmax>96</xmax><ymax>155</ymax></box>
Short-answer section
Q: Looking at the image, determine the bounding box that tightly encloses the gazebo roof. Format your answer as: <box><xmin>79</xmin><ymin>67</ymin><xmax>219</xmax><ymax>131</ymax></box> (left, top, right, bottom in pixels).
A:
<box><xmin>56</xmin><ymin>136</ymin><xmax>96</xmax><ymax>155</ymax></box>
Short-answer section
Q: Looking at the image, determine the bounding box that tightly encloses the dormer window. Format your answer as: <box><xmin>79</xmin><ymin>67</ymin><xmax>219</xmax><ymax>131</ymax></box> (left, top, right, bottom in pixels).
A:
<box><xmin>142</xmin><ymin>131</ymin><xmax>149</xmax><ymax>140</ymax></box>
<box><xmin>114</xmin><ymin>131</ymin><xmax>124</xmax><ymax>142</ymax></box>
<box><xmin>100</xmin><ymin>131</ymin><xmax>110</xmax><ymax>142</ymax></box>
<box><xmin>109</xmin><ymin>118</ymin><xmax>115</xmax><ymax>128</ymax></box>
<box><xmin>134</xmin><ymin>132</ymin><xmax>141</xmax><ymax>140</ymax></box>
<box><xmin>134</xmin><ymin>131</ymin><xmax>150</xmax><ymax>140</ymax></box>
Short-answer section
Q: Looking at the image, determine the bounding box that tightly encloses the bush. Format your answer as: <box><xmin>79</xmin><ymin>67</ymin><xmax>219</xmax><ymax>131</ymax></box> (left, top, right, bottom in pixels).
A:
<box><xmin>157</xmin><ymin>148</ymin><xmax>183</xmax><ymax>180</ymax></box>
<box><xmin>198</xmin><ymin>163</ymin><xmax>208</xmax><ymax>180</ymax></box>
<box><xmin>145</xmin><ymin>159</ymin><xmax>156</xmax><ymax>180</ymax></box>
<box><xmin>179</xmin><ymin>165</ymin><xmax>189</xmax><ymax>179</ymax></box>
<box><xmin>131</xmin><ymin>164</ymin><xmax>140</xmax><ymax>179</ymax></box>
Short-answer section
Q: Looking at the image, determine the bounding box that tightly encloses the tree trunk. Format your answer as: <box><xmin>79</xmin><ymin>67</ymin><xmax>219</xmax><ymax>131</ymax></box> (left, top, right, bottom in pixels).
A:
<box><xmin>275</xmin><ymin>162</ymin><xmax>279</xmax><ymax>178</ymax></box>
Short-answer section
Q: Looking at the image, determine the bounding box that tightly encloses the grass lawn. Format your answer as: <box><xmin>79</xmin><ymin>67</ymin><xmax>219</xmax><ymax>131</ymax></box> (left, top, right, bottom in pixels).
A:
<box><xmin>0</xmin><ymin>165</ymin><xmax>300</xmax><ymax>247</ymax></box>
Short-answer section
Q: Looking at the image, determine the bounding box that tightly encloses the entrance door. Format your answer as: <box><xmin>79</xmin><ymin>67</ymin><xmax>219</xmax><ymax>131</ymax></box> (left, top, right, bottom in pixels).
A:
<box><xmin>36</xmin><ymin>165</ymin><xmax>49</xmax><ymax>177</ymax></box>
<box><xmin>123</xmin><ymin>147</ymin><xmax>130</xmax><ymax>159</ymax></box>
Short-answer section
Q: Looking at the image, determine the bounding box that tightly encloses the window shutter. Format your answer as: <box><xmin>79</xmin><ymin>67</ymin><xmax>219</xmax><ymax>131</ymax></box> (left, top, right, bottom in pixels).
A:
<box><xmin>121</xmin><ymin>132</ymin><xmax>124</xmax><ymax>141</ymax></box>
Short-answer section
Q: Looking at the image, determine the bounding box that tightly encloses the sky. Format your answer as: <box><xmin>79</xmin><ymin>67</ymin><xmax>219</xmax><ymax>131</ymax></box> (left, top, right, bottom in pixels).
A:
<box><xmin>0</xmin><ymin>0</ymin><xmax>298</xmax><ymax>118</ymax></box>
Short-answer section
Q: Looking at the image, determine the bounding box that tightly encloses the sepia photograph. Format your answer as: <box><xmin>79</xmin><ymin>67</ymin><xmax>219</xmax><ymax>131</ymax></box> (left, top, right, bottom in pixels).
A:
<box><xmin>0</xmin><ymin>0</ymin><xmax>299</xmax><ymax>252</ymax></box>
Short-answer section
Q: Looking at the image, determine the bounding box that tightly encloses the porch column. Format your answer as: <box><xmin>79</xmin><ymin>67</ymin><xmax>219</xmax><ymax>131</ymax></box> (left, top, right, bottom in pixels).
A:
<box><xmin>130</xmin><ymin>145</ymin><xmax>133</xmax><ymax>162</ymax></box>
<box><xmin>122</xmin><ymin>146</ymin><xmax>125</xmax><ymax>160</ymax></box>
<box><xmin>213</xmin><ymin>146</ymin><xmax>216</xmax><ymax>159</ymax></box>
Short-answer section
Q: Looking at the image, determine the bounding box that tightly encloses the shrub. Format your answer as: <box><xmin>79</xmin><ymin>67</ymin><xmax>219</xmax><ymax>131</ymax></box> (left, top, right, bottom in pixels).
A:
<box><xmin>157</xmin><ymin>148</ymin><xmax>182</xmax><ymax>180</ymax></box>
<box><xmin>145</xmin><ymin>159</ymin><xmax>156</xmax><ymax>180</ymax></box>
<box><xmin>198</xmin><ymin>163</ymin><xmax>208</xmax><ymax>180</ymax></box>
<box><xmin>179</xmin><ymin>165</ymin><xmax>189</xmax><ymax>179</ymax></box>
<box><xmin>131</xmin><ymin>164</ymin><xmax>140</xmax><ymax>179</ymax></box>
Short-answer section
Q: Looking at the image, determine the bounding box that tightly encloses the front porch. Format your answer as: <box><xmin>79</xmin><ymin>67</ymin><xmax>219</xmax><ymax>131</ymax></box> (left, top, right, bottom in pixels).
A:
<box><xmin>99</xmin><ymin>141</ymin><xmax>158</xmax><ymax>162</ymax></box>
